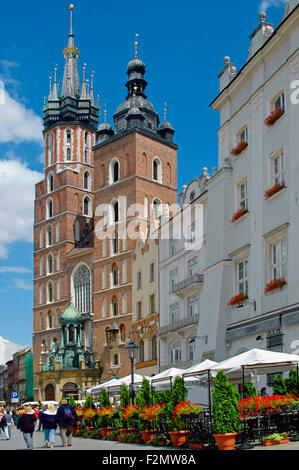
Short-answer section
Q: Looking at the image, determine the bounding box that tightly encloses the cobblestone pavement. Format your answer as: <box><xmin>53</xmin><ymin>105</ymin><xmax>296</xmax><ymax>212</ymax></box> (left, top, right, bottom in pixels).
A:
<box><xmin>1</xmin><ymin>427</ymin><xmax>299</xmax><ymax>451</ymax></box>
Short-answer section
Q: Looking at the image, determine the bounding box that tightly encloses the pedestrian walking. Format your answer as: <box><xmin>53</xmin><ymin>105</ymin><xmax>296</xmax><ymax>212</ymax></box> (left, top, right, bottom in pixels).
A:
<box><xmin>56</xmin><ymin>399</ymin><xmax>79</xmax><ymax>448</ymax></box>
<box><xmin>16</xmin><ymin>405</ymin><xmax>37</xmax><ymax>450</ymax></box>
<box><xmin>37</xmin><ymin>405</ymin><xmax>46</xmax><ymax>431</ymax></box>
<box><xmin>0</xmin><ymin>406</ymin><xmax>9</xmax><ymax>440</ymax></box>
<box><xmin>4</xmin><ymin>407</ymin><xmax>14</xmax><ymax>439</ymax></box>
<box><xmin>39</xmin><ymin>403</ymin><xmax>57</xmax><ymax>448</ymax></box>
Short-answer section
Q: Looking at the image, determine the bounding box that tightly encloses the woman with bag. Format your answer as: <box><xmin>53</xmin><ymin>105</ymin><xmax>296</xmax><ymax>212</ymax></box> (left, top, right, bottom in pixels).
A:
<box><xmin>39</xmin><ymin>403</ymin><xmax>57</xmax><ymax>448</ymax></box>
<box><xmin>17</xmin><ymin>405</ymin><xmax>37</xmax><ymax>450</ymax></box>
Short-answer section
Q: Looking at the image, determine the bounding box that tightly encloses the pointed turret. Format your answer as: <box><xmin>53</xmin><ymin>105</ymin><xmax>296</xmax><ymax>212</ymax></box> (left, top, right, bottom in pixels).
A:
<box><xmin>61</xmin><ymin>4</ymin><xmax>80</xmax><ymax>98</ymax></box>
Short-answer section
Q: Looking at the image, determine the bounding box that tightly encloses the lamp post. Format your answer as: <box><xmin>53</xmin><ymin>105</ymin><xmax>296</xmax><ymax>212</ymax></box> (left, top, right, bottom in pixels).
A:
<box><xmin>125</xmin><ymin>337</ymin><xmax>138</xmax><ymax>404</ymax></box>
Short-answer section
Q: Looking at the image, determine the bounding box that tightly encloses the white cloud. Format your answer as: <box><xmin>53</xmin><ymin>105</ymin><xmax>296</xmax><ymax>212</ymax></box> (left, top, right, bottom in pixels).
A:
<box><xmin>10</xmin><ymin>278</ymin><xmax>32</xmax><ymax>290</ymax></box>
<box><xmin>0</xmin><ymin>158</ymin><xmax>43</xmax><ymax>258</ymax></box>
<box><xmin>258</xmin><ymin>0</ymin><xmax>287</xmax><ymax>12</ymax></box>
<box><xmin>0</xmin><ymin>266</ymin><xmax>31</xmax><ymax>273</ymax></box>
<box><xmin>0</xmin><ymin>89</ymin><xmax>43</xmax><ymax>144</ymax></box>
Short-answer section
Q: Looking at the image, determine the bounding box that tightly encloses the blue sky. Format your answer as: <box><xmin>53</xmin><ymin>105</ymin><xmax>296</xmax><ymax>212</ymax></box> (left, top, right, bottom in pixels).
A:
<box><xmin>0</xmin><ymin>0</ymin><xmax>288</xmax><ymax>346</ymax></box>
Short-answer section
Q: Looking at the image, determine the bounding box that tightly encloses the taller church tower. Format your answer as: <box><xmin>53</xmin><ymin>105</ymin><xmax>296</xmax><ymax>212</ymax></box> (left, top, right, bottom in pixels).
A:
<box><xmin>33</xmin><ymin>5</ymin><xmax>100</xmax><ymax>401</ymax></box>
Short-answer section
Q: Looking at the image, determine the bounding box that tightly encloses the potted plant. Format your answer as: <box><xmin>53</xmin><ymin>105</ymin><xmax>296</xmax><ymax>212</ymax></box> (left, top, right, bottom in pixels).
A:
<box><xmin>188</xmin><ymin>438</ymin><xmax>204</xmax><ymax>450</ymax></box>
<box><xmin>139</xmin><ymin>403</ymin><xmax>164</xmax><ymax>443</ymax></box>
<box><xmin>98</xmin><ymin>406</ymin><xmax>115</xmax><ymax>437</ymax></box>
<box><xmin>212</xmin><ymin>370</ymin><xmax>241</xmax><ymax>450</ymax></box>
<box><xmin>148</xmin><ymin>434</ymin><xmax>170</xmax><ymax>446</ymax></box>
<box><xmin>264</xmin><ymin>108</ymin><xmax>284</xmax><ymax>127</ymax></box>
<box><xmin>122</xmin><ymin>404</ymin><xmax>140</xmax><ymax>431</ymax></box>
<box><xmin>262</xmin><ymin>433</ymin><xmax>289</xmax><ymax>446</ymax></box>
<box><xmin>228</xmin><ymin>292</ymin><xmax>248</xmax><ymax>307</ymax></box>
<box><xmin>82</xmin><ymin>408</ymin><xmax>97</xmax><ymax>430</ymax></box>
<box><xmin>231</xmin><ymin>207</ymin><xmax>248</xmax><ymax>223</ymax></box>
<box><xmin>231</xmin><ymin>140</ymin><xmax>248</xmax><ymax>157</ymax></box>
<box><xmin>168</xmin><ymin>401</ymin><xmax>202</xmax><ymax>447</ymax></box>
<box><xmin>264</xmin><ymin>278</ymin><xmax>287</xmax><ymax>294</ymax></box>
<box><xmin>264</xmin><ymin>182</ymin><xmax>285</xmax><ymax>199</ymax></box>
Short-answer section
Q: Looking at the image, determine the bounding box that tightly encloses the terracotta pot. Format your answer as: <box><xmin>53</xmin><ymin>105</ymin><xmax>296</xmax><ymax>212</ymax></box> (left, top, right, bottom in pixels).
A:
<box><xmin>169</xmin><ymin>430</ymin><xmax>190</xmax><ymax>447</ymax></box>
<box><xmin>280</xmin><ymin>438</ymin><xmax>289</xmax><ymax>444</ymax></box>
<box><xmin>213</xmin><ymin>433</ymin><xmax>238</xmax><ymax>451</ymax></box>
<box><xmin>158</xmin><ymin>440</ymin><xmax>167</xmax><ymax>446</ymax></box>
<box><xmin>119</xmin><ymin>428</ymin><xmax>129</xmax><ymax>435</ymax></box>
<box><xmin>134</xmin><ymin>437</ymin><xmax>142</xmax><ymax>444</ymax></box>
<box><xmin>100</xmin><ymin>427</ymin><xmax>114</xmax><ymax>438</ymax></box>
<box><xmin>263</xmin><ymin>440</ymin><xmax>273</xmax><ymax>446</ymax></box>
<box><xmin>189</xmin><ymin>443</ymin><xmax>204</xmax><ymax>449</ymax></box>
<box><xmin>141</xmin><ymin>430</ymin><xmax>157</xmax><ymax>444</ymax></box>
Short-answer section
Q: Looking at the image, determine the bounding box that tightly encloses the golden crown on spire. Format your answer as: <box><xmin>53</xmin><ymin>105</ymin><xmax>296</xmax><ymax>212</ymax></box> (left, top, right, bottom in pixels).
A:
<box><xmin>69</xmin><ymin>4</ymin><xmax>74</xmax><ymax>10</ymax></box>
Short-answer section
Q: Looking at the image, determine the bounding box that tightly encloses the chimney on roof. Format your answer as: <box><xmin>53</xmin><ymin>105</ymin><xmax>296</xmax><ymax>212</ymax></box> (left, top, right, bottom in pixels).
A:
<box><xmin>248</xmin><ymin>11</ymin><xmax>274</xmax><ymax>58</ymax></box>
<box><xmin>218</xmin><ymin>56</ymin><xmax>237</xmax><ymax>92</ymax></box>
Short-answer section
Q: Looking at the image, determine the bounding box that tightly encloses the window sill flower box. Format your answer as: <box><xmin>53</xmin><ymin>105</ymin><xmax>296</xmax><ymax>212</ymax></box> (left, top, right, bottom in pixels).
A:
<box><xmin>264</xmin><ymin>278</ymin><xmax>287</xmax><ymax>294</ymax></box>
<box><xmin>228</xmin><ymin>293</ymin><xmax>248</xmax><ymax>306</ymax></box>
<box><xmin>231</xmin><ymin>208</ymin><xmax>248</xmax><ymax>223</ymax></box>
<box><xmin>231</xmin><ymin>141</ymin><xmax>248</xmax><ymax>157</ymax></box>
<box><xmin>264</xmin><ymin>182</ymin><xmax>285</xmax><ymax>200</ymax></box>
<box><xmin>264</xmin><ymin>108</ymin><xmax>284</xmax><ymax>127</ymax></box>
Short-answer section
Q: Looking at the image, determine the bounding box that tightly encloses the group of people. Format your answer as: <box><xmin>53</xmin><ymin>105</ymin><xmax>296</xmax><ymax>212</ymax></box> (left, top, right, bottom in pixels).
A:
<box><xmin>1</xmin><ymin>399</ymin><xmax>80</xmax><ymax>450</ymax></box>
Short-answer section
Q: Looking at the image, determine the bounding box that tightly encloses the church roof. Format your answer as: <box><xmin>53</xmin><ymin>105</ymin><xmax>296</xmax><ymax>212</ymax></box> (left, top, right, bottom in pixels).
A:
<box><xmin>61</xmin><ymin>303</ymin><xmax>82</xmax><ymax>322</ymax></box>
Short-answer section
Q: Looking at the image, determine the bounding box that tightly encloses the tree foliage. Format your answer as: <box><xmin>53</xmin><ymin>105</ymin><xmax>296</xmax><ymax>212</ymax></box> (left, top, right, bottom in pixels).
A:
<box><xmin>243</xmin><ymin>383</ymin><xmax>257</xmax><ymax>398</ymax></box>
<box><xmin>99</xmin><ymin>388</ymin><xmax>111</xmax><ymax>408</ymax></box>
<box><xmin>136</xmin><ymin>377</ymin><xmax>152</xmax><ymax>407</ymax></box>
<box><xmin>212</xmin><ymin>370</ymin><xmax>241</xmax><ymax>434</ymax></box>
<box><xmin>83</xmin><ymin>395</ymin><xmax>96</xmax><ymax>410</ymax></box>
<box><xmin>273</xmin><ymin>374</ymin><xmax>288</xmax><ymax>395</ymax></box>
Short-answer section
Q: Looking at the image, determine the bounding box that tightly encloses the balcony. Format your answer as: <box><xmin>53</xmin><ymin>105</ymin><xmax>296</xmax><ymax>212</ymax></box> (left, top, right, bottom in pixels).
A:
<box><xmin>174</xmin><ymin>273</ymin><xmax>204</xmax><ymax>296</ymax></box>
<box><xmin>158</xmin><ymin>313</ymin><xmax>199</xmax><ymax>337</ymax></box>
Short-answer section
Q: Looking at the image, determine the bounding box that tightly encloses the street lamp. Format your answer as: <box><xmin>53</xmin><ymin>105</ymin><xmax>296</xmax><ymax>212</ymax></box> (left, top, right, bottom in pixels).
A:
<box><xmin>125</xmin><ymin>337</ymin><xmax>138</xmax><ymax>404</ymax></box>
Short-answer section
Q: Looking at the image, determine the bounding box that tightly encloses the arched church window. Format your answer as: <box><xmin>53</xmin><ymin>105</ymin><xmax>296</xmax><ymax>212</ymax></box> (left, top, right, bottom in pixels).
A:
<box><xmin>73</xmin><ymin>264</ymin><xmax>91</xmax><ymax>313</ymax></box>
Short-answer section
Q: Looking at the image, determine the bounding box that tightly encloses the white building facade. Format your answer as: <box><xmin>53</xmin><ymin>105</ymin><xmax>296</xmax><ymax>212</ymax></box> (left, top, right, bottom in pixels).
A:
<box><xmin>194</xmin><ymin>2</ymin><xmax>299</xmax><ymax>391</ymax></box>
<box><xmin>158</xmin><ymin>170</ymin><xmax>209</xmax><ymax>371</ymax></box>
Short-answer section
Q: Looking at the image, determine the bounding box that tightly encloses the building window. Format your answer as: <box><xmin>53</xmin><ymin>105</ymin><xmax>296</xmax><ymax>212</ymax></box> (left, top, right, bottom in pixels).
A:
<box><xmin>112</xmin><ymin>201</ymin><xmax>119</xmax><ymax>223</ymax></box>
<box><xmin>83</xmin><ymin>171</ymin><xmax>90</xmax><ymax>190</ymax></box>
<box><xmin>150</xmin><ymin>263</ymin><xmax>154</xmax><ymax>282</ymax></box>
<box><xmin>272</xmin><ymin>239</ymin><xmax>287</xmax><ymax>279</ymax></box>
<box><xmin>237</xmin><ymin>259</ymin><xmax>248</xmax><ymax>295</ymax></box>
<box><xmin>151</xmin><ymin>337</ymin><xmax>157</xmax><ymax>360</ymax></box>
<box><xmin>188</xmin><ymin>294</ymin><xmax>199</xmax><ymax>317</ymax></box>
<box><xmin>47</xmin><ymin>281</ymin><xmax>53</xmax><ymax>303</ymax></box>
<box><xmin>187</xmin><ymin>222</ymin><xmax>196</xmax><ymax>243</ymax></box>
<box><xmin>139</xmin><ymin>341</ymin><xmax>145</xmax><ymax>363</ymax></box>
<box><xmin>123</xmin><ymin>260</ymin><xmax>127</xmax><ymax>284</ymax></box>
<box><xmin>112</xmin><ymin>265</ymin><xmax>119</xmax><ymax>286</ymax></box>
<box><xmin>83</xmin><ymin>196</ymin><xmax>91</xmax><ymax>216</ymax></box>
<box><xmin>102</xmin><ymin>266</ymin><xmax>106</xmax><ymax>289</ymax></box>
<box><xmin>73</xmin><ymin>264</ymin><xmax>91</xmax><ymax>313</ymax></box>
<box><xmin>272</xmin><ymin>151</ymin><xmax>285</xmax><ymax>186</ymax></box>
<box><xmin>47</xmin><ymin>173</ymin><xmax>54</xmax><ymax>193</ymax></box>
<box><xmin>66</xmin><ymin>147</ymin><xmax>71</xmax><ymax>161</ymax></box>
<box><xmin>169</xmin><ymin>239</ymin><xmax>178</xmax><ymax>257</ymax></box>
<box><xmin>46</xmin><ymin>226</ymin><xmax>53</xmax><ymax>246</ymax></box>
<box><xmin>109</xmin><ymin>159</ymin><xmax>120</xmax><ymax>184</ymax></box>
<box><xmin>46</xmin><ymin>199</ymin><xmax>53</xmax><ymax>219</ymax></box>
<box><xmin>267</xmin><ymin>329</ymin><xmax>284</xmax><ymax>352</ymax></box>
<box><xmin>137</xmin><ymin>301</ymin><xmax>142</xmax><ymax>320</ymax></box>
<box><xmin>84</xmin><ymin>132</ymin><xmax>90</xmax><ymax>164</ymax></box>
<box><xmin>57</xmin><ymin>279</ymin><xmax>61</xmax><ymax>300</ymax></box>
<box><xmin>152</xmin><ymin>198</ymin><xmax>162</xmax><ymax>223</ymax></box>
<box><xmin>188</xmin><ymin>339</ymin><xmax>195</xmax><ymax>362</ymax></box>
<box><xmin>122</xmin><ymin>293</ymin><xmax>127</xmax><ymax>314</ymax></box>
<box><xmin>39</xmin><ymin>285</ymin><xmax>43</xmax><ymax>305</ymax></box>
<box><xmin>169</xmin><ymin>268</ymin><xmax>178</xmax><ymax>293</ymax></box>
<box><xmin>150</xmin><ymin>294</ymin><xmax>155</xmax><ymax>314</ymax></box>
<box><xmin>238</xmin><ymin>180</ymin><xmax>248</xmax><ymax>210</ymax></box>
<box><xmin>170</xmin><ymin>341</ymin><xmax>181</xmax><ymax>365</ymax></box>
<box><xmin>169</xmin><ymin>302</ymin><xmax>179</xmax><ymax>324</ymax></box>
<box><xmin>48</xmin><ymin>313</ymin><xmax>53</xmax><ymax>329</ymax></box>
<box><xmin>272</xmin><ymin>91</ymin><xmax>285</xmax><ymax>112</ymax></box>
<box><xmin>112</xmin><ymin>297</ymin><xmax>118</xmax><ymax>316</ymax></box>
<box><xmin>152</xmin><ymin>158</ymin><xmax>162</xmax><ymax>183</ymax></box>
<box><xmin>237</xmin><ymin>125</ymin><xmax>248</xmax><ymax>144</ymax></box>
<box><xmin>119</xmin><ymin>325</ymin><xmax>126</xmax><ymax>343</ymax></box>
<box><xmin>102</xmin><ymin>298</ymin><xmax>107</xmax><ymax>318</ymax></box>
<box><xmin>48</xmin><ymin>133</ymin><xmax>54</xmax><ymax>166</ymax></box>
<box><xmin>137</xmin><ymin>271</ymin><xmax>142</xmax><ymax>289</ymax></box>
<box><xmin>112</xmin><ymin>237</ymin><xmax>119</xmax><ymax>254</ymax></box>
<box><xmin>188</xmin><ymin>257</ymin><xmax>198</xmax><ymax>276</ymax></box>
<box><xmin>47</xmin><ymin>253</ymin><xmax>53</xmax><ymax>274</ymax></box>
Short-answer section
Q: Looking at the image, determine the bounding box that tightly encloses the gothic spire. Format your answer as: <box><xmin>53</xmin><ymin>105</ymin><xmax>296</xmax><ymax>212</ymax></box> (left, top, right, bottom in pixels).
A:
<box><xmin>61</xmin><ymin>4</ymin><xmax>80</xmax><ymax>98</ymax></box>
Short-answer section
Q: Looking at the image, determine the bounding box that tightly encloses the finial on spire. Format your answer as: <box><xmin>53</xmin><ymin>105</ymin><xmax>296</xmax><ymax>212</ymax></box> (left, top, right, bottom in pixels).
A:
<box><xmin>104</xmin><ymin>103</ymin><xmax>107</xmax><ymax>122</ymax></box>
<box><xmin>82</xmin><ymin>63</ymin><xmax>87</xmax><ymax>82</ymax></box>
<box><xmin>69</xmin><ymin>4</ymin><xmax>74</xmax><ymax>35</ymax></box>
<box><xmin>134</xmin><ymin>33</ymin><xmax>139</xmax><ymax>58</ymax></box>
<box><xmin>133</xmin><ymin>85</ymin><xmax>138</xmax><ymax>97</ymax></box>
<box><xmin>163</xmin><ymin>102</ymin><xmax>167</xmax><ymax>121</ymax></box>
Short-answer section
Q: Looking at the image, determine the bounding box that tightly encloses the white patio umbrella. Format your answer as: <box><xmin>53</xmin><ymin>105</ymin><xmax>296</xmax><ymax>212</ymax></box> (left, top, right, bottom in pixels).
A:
<box><xmin>89</xmin><ymin>373</ymin><xmax>151</xmax><ymax>394</ymax></box>
<box><xmin>210</xmin><ymin>348</ymin><xmax>299</xmax><ymax>380</ymax></box>
<box><xmin>150</xmin><ymin>367</ymin><xmax>187</xmax><ymax>387</ymax></box>
<box><xmin>184</xmin><ymin>359</ymin><xmax>218</xmax><ymax>375</ymax></box>
<box><xmin>86</xmin><ymin>377</ymin><xmax>120</xmax><ymax>394</ymax></box>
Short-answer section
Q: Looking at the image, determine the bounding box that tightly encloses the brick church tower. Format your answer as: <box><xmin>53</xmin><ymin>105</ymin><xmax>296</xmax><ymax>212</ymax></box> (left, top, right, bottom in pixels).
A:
<box><xmin>32</xmin><ymin>5</ymin><xmax>178</xmax><ymax>402</ymax></box>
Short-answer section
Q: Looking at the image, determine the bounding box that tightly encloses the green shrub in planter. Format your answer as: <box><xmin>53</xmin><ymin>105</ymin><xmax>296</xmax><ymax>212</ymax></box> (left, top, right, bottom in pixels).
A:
<box><xmin>212</xmin><ymin>370</ymin><xmax>241</xmax><ymax>435</ymax></box>
<box><xmin>107</xmin><ymin>430</ymin><xmax>119</xmax><ymax>441</ymax></box>
<box><xmin>273</xmin><ymin>374</ymin><xmax>288</xmax><ymax>395</ymax></box>
<box><xmin>243</xmin><ymin>383</ymin><xmax>257</xmax><ymax>398</ymax></box>
<box><xmin>83</xmin><ymin>395</ymin><xmax>96</xmax><ymax>410</ymax></box>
